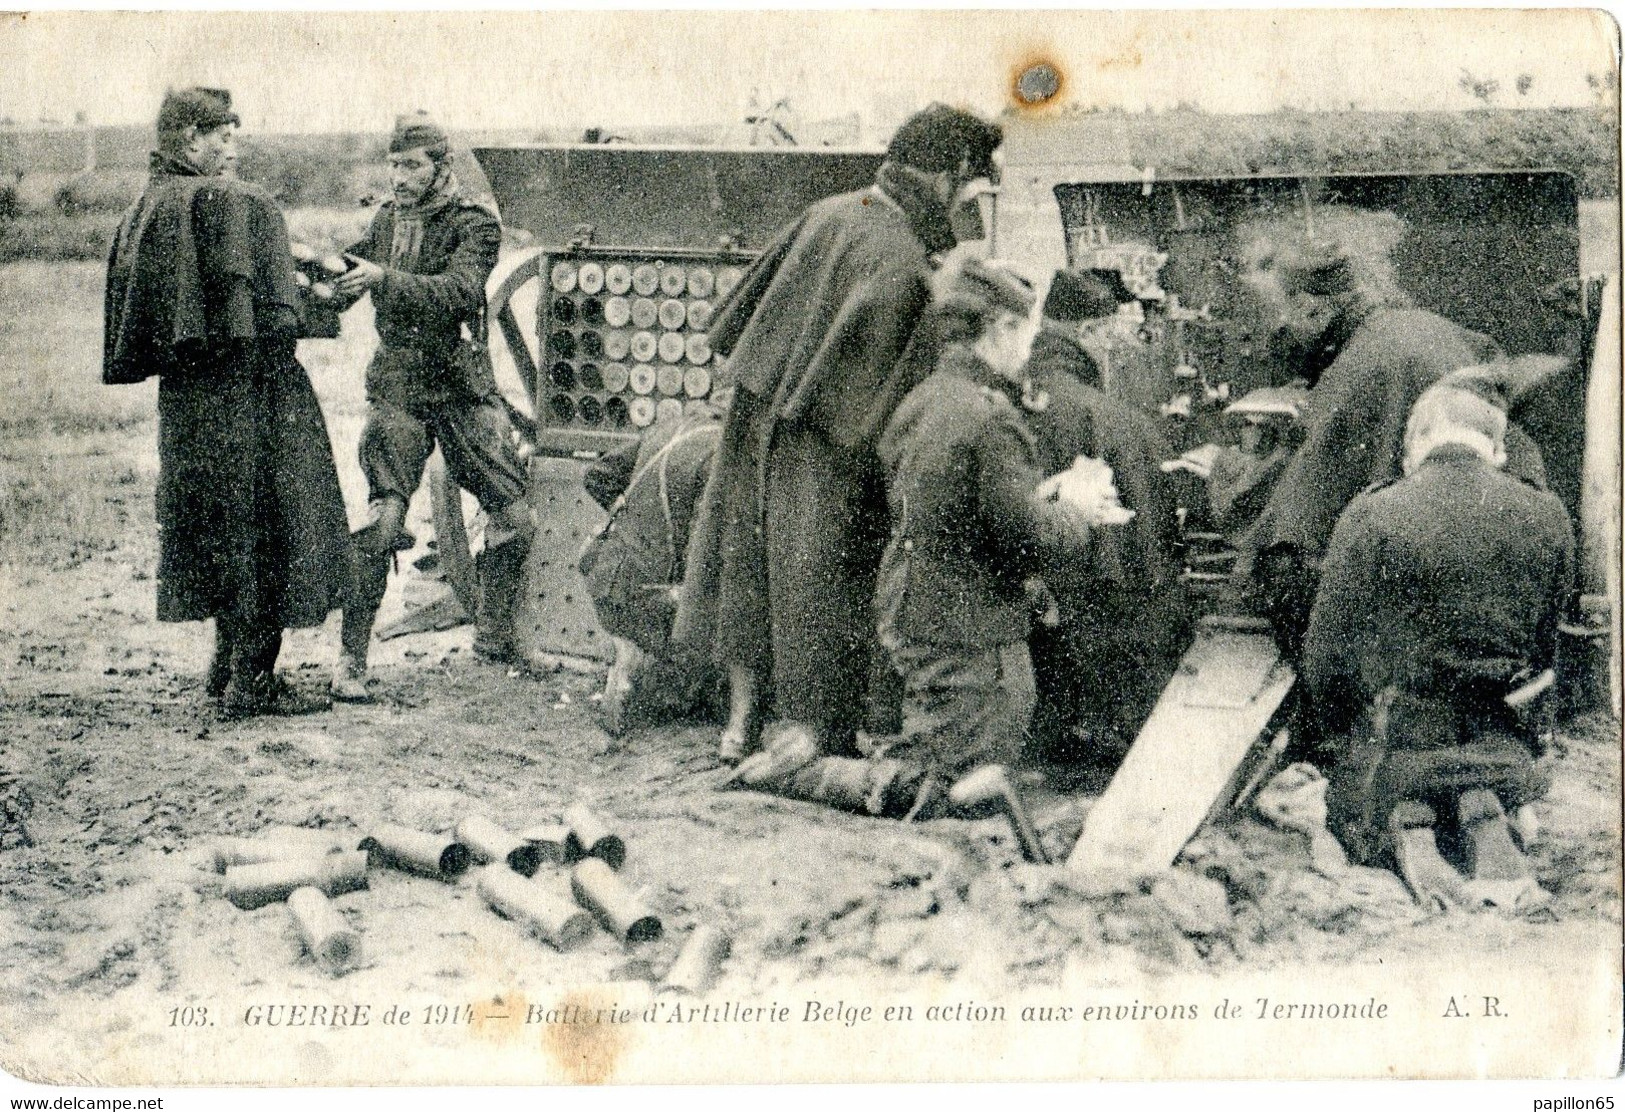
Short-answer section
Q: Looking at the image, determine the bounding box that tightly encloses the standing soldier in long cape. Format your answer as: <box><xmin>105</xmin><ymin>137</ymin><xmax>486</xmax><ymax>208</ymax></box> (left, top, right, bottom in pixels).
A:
<box><xmin>103</xmin><ymin>87</ymin><xmax>352</xmax><ymax>718</ymax></box>
<box><xmin>675</xmin><ymin>103</ymin><xmax>1005</xmax><ymax>762</ymax></box>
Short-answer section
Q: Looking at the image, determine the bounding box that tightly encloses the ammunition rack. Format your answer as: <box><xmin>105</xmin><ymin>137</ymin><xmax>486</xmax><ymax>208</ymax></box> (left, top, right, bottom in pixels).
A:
<box><xmin>533</xmin><ymin>246</ymin><xmax>756</xmax><ymax>455</ymax></box>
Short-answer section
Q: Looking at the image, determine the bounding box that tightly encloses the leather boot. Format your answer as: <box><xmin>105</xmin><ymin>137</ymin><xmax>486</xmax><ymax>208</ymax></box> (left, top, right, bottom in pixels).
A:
<box><xmin>221</xmin><ymin>625</ymin><xmax>329</xmax><ymax>719</ymax></box>
<box><xmin>333</xmin><ymin>551</ymin><xmax>390</xmax><ymax>702</ymax></box>
<box><xmin>207</xmin><ymin>617</ymin><xmax>237</xmax><ymax>699</ymax></box>
<box><xmin>473</xmin><ymin>535</ymin><xmax>531</xmax><ymax>664</ymax></box>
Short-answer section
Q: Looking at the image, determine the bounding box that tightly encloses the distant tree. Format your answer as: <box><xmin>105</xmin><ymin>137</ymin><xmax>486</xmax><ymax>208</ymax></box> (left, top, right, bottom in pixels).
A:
<box><xmin>1459</xmin><ymin>69</ymin><xmax>1500</xmax><ymax>104</ymax></box>
<box><xmin>1516</xmin><ymin>74</ymin><xmax>1534</xmax><ymax>96</ymax></box>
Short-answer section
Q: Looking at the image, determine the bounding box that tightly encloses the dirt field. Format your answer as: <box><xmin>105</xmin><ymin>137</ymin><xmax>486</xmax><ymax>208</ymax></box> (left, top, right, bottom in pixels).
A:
<box><xmin>0</xmin><ymin>253</ymin><xmax>1619</xmax><ymax>1085</ymax></box>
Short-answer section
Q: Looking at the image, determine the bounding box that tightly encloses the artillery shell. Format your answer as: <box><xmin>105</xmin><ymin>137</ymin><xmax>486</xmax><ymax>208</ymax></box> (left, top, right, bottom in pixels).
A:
<box><xmin>519</xmin><ymin>824</ymin><xmax>581</xmax><ymax>866</ymax></box>
<box><xmin>287</xmin><ymin>886</ymin><xmax>361</xmax><ymax>974</ymax></box>
<box><xmin>604</xmin><ymin>263</ymin><xmax>632</xmax><ymax>295</ymax></box>
<box><xmin>715</xmin><ymin>266</ymin><xmax>744</xmax><ymax>299</ymax></box>
<box><xmin>628</xmin><ymin>397</ymin><xmax>656</xmax><ymax>428</ymax></box>
<box><xmin>359</xmin><ymin>824</ymin><xmax>472</xmax><ymax>880</ymax></box>
<box><xmin>476</xmin><ymin>867</ymin><xmax>594</xmax><ymax>951</ymax></box>
<box><xmin>657</xmin><ymin>334</ymin><xmax>686</xmax><ymax>366</ymax></box>
<box><xmin>656</xmin><ymin>399</ymin><xmax>683</xmax><ymax>425</ymax></box>
<box><xmin>456</xmin><ymin>816</ymin><xmax>542</xmax><ymax>877</ymax></box>
<box><xmin>658</xmin><ymin>298</ymin><xmax>687</xmax><ymax>331</ymax></box>
<box><xmin>631</xmin><ymin>298</ymin><xmax>659</xmax><ymax>330</ymax></box>
<box><xmin>224</xmin><ymin>851</ymin><xmax>368</xmax><ymax>911</ymax></box>
<box><xmin>564</xmin><ymin>804</ymin><xmax>626</xmax><ymax>869</ymax></box>
<box><xmin>571</xmin><ymin>858</ymin><xmax>661</xmax><ymax>944</ymax></box>
<box><xmin>213</xmin><ymin>829</ymin><xmax>346</xmax><ymax>873</ymax></box>
<box><xmin>660</xmin><ymin>925</ymin><xmax>731</xmax><ymax>994</ymax></box>
<box><xmin>577</xmin><ymin>261</ymin><xmax>605</xmax><ymax>295</ymax></box>
<box><xmin>659</xmin><ymin>265</ymin><xmax>687</xmax><ymax>297</ymax></box>
<box><xmin>686</xmin><ymin>268</ymin><xmax>715</xmax><ymax>299</ymax></box>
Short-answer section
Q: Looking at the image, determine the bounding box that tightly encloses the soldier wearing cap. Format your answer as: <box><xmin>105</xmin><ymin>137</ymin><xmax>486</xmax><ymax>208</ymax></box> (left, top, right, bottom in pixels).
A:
<box><xmin>103</xmin><ymin>88</ymin><xmax>352</xmax><ymax>717</ymax></box>
<box><xmin>1023</xmin><ymin>268</ymin><xmax>1189</xmax><ymax>765</ymax></box>
<box><xmin>676</xmin><ymin>102</ymin><xmax>1005</xmax><ymax>764</ymax></box>
<box><xmin>327</xmin><ymin>112</ymin><xmax>533</xmax><ymax>700</ymax></box>
<box><xmin>1232</xmin><ymin>226</ymin><xmax>1548</xmax><ymax>659</ymax></box>
<box><xmin>875</xmin><ymin>257</ymin><xmax>1113</xmax><ymax>800</ymax></box>
<box><xmin>1302</xmin><ymin>363</ymin><xmax>1575</xmax><ymax>911</ymax></box>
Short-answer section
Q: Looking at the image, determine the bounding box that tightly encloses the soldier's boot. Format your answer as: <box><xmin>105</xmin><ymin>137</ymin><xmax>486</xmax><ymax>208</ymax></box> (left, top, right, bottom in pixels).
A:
<box><xmin>221</xmin><ymin>625</ymin><xmax>329</xmax><ymax>720</ymax></box>
<box><xmin>206</xmin><ymin>618</ymin><xmax>236</xmax><ymax>699</ymax></box>
<box><xmin>333</xmin><ymin>550</ymin><xmax>390</xmax><ymax>703</ymax></box>
<box><xmin>472</xmin><ymin>533</ymin><xmax>533</xmax><ymax>665</ymax></box>
<box><xmin>718</xmin><ymin>665</ymin><xmax>765</xmax><ymax>764</ymax></box>
<box><xmin>602</xmin><ymin>636</ymin><xmax>646</xmax><ymax>738</ymax></box>
<box><xmin>1385</xmin><ymin>800</ymin><xmax>1475</xmax><ymax>914</ymax></box>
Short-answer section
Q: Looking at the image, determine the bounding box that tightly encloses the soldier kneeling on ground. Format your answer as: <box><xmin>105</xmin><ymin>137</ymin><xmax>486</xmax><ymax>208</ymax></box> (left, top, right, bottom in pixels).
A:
<box><xmin>579</xmin><ymin>396</ymin><xmax>726</xmax><ymax>736</ymax></box>
<box><xmin>730</xmin><ymin>256</ymin><xmax>1130</xmax><ymax>818</ymax></box>
<box><xmin>1301</xmin><ymin>362</ymin><xmax>1574</xmax><ymax>913</ymax></box>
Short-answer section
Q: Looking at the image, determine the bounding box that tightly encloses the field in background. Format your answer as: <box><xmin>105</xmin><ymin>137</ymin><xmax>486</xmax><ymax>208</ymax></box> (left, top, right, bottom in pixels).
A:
<box><xmin>2</xmin><ymin>106</ymin><xmax>1617</xmax><ymax>263</ymax></box>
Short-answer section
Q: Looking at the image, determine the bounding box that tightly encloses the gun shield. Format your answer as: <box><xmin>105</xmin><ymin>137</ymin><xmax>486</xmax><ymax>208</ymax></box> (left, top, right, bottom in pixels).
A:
<box><xmin>456</xmin><ymin>816</ymin><xmax>542</xmax><ymax>877</ymax></box>
<box><xmin>359</xmin><ymin>824</ymin><xmax>472</xmax><ymax>880</ymax></box>
<box><xmin>660</xmin><ymin>925</ymin><xmax>731</xmax><ymax>993</ymax></box>
<box><xmin>571</xmin><ymin>858</ymin><xmax>661</xmax><ymax>944</ymax></box>
<box><xmin>224</xmin><ymin>851</ymin><xmax>368</xmax><ymax>911</ymax></box>
<box><xmin>287</xmin><ymin>886</ymin><xmax>361</xmax><ymax>975</ymax></box>
<box><xmin>476</xmin><ymin>866</ymin><xmax>594</xmax><ymax>951</ymax></box>
<box><xmin>564</xmin><ymin>804</ymin><xmax>627</xmax><ymax>868</ymax></box>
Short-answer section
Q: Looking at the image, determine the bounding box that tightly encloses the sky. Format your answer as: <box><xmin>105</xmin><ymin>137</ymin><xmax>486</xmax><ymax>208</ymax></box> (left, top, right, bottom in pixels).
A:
<box><xmin>0</xmin><ymin>9</ymin><xmax>1617</xmax><ymax>135</ymax></box>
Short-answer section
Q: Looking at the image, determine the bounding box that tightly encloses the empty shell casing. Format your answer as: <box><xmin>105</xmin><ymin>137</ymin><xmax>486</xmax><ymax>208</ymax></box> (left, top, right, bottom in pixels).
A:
<box><xmin>661</xmin><ymin>925</ymin><xmax>732</xmax><ymax>993</ymax></box>
<box><xmin>563</xmin><ymin>804</ymin><xmax>627</xmax><ymax>869</ymax></box>
<box><xmin>359</xmin><ymin>824</ymin><xmax>472</xmax><ymax>880</ymax></box>
<box><xmin>571</xmin><ymin>858</ymin><xmax>661</xmax><ymax>944</ymax></box>
<box><xmin>287</xmin><ymin>886</ymin><xmax>361</xmax><ymax>974</ymax></box>
<box><xmin>224</xmin><ymin>851</ymin><xmax>368</xmax><ymax>911</ymax></box>
<box><xmin>519</xmin><ymin>824</ymin><xmax>582</xmax><ymax>866</ymax></box>
<box><xmin>213</xmin><ymin>828</ymin><xmax>347</xmax><ymax>873</ymax></box>
<box><xmin>457</xmin><ymin>816</ymin><xmax>542</xmax><ymax>876</ymax></box>
<box><xmin>477</xmin><ymin>866</ymin><xmax>595</xmax><ymax>951</ymax></box>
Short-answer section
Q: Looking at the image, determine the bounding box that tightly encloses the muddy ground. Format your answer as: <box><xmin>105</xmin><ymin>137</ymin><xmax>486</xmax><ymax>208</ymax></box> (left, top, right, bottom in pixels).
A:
<box><xmin>0</xmin><ymin>258</ymin><xmax>1619</xmax><ymax>1086</ymax></box>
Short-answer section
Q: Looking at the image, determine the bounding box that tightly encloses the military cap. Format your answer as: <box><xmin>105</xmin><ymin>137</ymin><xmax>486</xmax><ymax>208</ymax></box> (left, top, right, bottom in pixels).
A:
<box><xmin>389</xmin><ymin>111</ymin><xmax>450</xmax><ymax>159</ymax></box>
<box><xmin>156</xmin><ymin>87</ymin><xmax>239</xmax><ymax>134</ymax></box>
<box><xmin>1043</xmin><ymin>267</ymin><xmax>1136</xmax><ymax>322</ymax></box>
<box><xmin>1283</xmin><ymin>242</ymin><xmax>1356</xmax><ymax>297</ymax></box>
<box><xmin>887</xmin><ymin>103</ymin><xmax>1003</xmax><ymax>179</ymax></box>
<box><xmin>938</xmin><ymin>255</ymin><xmax>1036</xmax><ymax>318</ymax></box>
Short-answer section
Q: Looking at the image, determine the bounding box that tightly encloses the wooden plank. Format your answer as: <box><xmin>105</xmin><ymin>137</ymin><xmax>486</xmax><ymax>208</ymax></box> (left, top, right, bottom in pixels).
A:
<box><xmin>1066</xmin><ymin>625</ymin><xmax>1294</xmax><ymax>891</ymax></box>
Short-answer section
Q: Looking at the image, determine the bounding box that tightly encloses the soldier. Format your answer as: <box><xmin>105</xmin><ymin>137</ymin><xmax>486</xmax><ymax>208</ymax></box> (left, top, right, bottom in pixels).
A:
<box><xmin>103</xmin><ymin>87</ymin><xmax>352</xmax><ymax>718</ymax></box>
<box><xmin>579</xmin><ymin>398</ymin><xmax>725</xmax><ymax>736</ymax></box>
<box><xmin>1232</xmin><ymin>229</ymin><xmax>1534</xmax><ymax>659</ymax></box>
<box><xmin>675</xmin><ymin>103</ymin><xmax>1005</xmax><ymax>763</ymax></box>
<box><xmin>875</xmin><ymin>257</ymin><xmax>1118</xmax><ymax>807</ymax></box>
<box><xmin>328</xmin><ymin>113</ymin><xmax>534</xmax><ymax>701</ymax></box>
<box><xmin>1022</xmin><ymin>269</ymin><xmax>1189</xmax><ymax>765</ymax></box>
<box><xmin>1302</xmin><ymin>369</ymin><xmax>1575</xmax><ymax>911</ymax></box>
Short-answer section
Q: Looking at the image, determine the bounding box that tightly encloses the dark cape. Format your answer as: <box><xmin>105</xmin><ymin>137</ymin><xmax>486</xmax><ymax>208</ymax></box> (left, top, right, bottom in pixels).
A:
<box><xmin>104</xmin><ymin>155</ymin><xmax>351</xmax><ymax>628</ymax></box>
<box><xmin>1022</xmin><ymin>326</ymin><xmax>1191</xmax><ymax>752</ymax></box>
<box><xmin>1237</xmin><ymin>305</ymin><xmax>1548</xmax><ymax>657</ymax></box>
<box><xmin>673</xmin><ymin>164</ymin><xmax>953</xmax><ymax>744</ymax></box>
<box><xmin>1239</xmin><ymin>306</ymin><xmax>1508</xmax><ymax>571</ymax></box>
